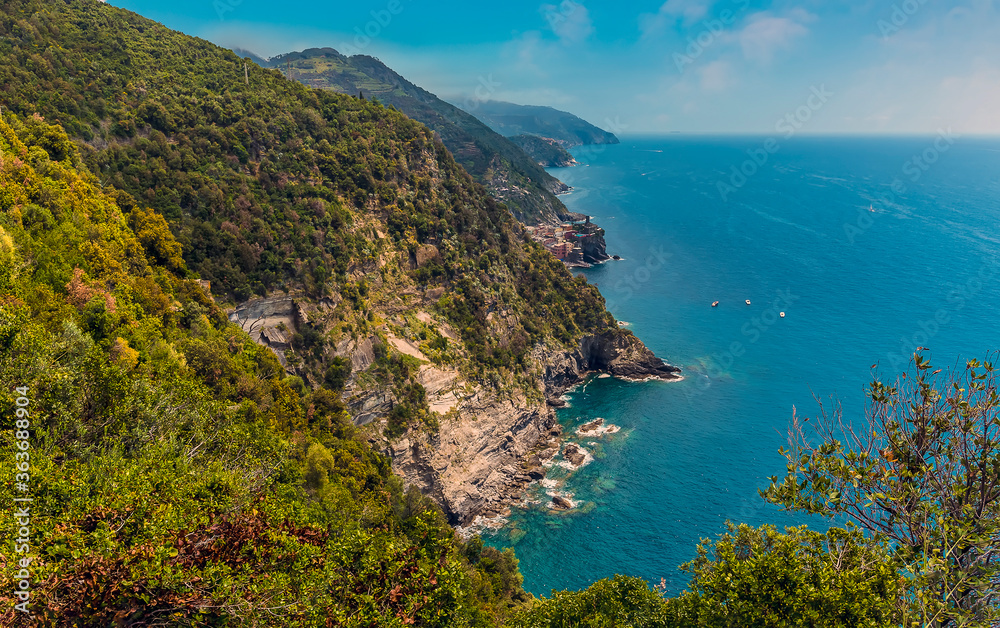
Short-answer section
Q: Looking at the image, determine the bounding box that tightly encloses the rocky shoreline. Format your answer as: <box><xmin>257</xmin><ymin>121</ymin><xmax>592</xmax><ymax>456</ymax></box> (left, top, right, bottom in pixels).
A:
<box><xmin>385</xmin><ymin>329</ymin><xmax>680</xmax><ymax>529</ymax></box>
<box><xmin>227</xmin><ymin>290</ymin><xmax>678</xmax><ymax>530</ymax></box>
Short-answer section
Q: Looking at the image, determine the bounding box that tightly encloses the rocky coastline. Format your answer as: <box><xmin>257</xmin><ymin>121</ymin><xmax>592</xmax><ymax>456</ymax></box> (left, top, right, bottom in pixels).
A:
<box><xmin>384</xmin><ymin>329</ymin><xmax>680</xmax><ymax>528</ymax></box>
<box><xmin>229</xmin><ymin>298</ymin><xmax>679</xmax><ymax>529</ymax></box>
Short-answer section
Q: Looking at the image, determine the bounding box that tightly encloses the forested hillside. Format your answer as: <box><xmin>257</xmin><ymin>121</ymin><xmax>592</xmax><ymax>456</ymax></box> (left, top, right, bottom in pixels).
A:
<box><xmin>0</xmin><ymin>0</ymin><xmax>612</xmax><ymax>365</ymax></box>
<box><xmin>508</xmin><ymin>134</ymin><xmax>577</xmax><ymax>168</ymax></box>
<box><xmin>256</xmin><ymin>47</ymin><xmax>576</xmax><ymax>225</ymax></box>
<box><xmin>0</xmin><ymin>120</ymin><xmax>901</xmax><ymax>628</ymax></box>
<box><xmin>0</xmin><ymin>1</ymin><xmax>917</xmax><ymax>626</ymax></box>
<box><xmin>0</xmin><ymin>112</ymin><xmax>532</xmax><ymax>626</ymax></box>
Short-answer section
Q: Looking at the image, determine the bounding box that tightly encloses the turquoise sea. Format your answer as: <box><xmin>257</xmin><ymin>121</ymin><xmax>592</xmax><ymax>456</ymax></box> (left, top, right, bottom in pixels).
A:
<box><xmin>482</xmin><ymin>135</ymin><xmax>1000</xmax><ymax>596</ymax></box>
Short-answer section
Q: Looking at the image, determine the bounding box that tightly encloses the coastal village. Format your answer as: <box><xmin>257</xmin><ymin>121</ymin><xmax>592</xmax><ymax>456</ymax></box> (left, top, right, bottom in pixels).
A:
<box><xmin>525</xmin><ymin>217</ymin><xmax>613</xmax><ymax>267</ymax></box>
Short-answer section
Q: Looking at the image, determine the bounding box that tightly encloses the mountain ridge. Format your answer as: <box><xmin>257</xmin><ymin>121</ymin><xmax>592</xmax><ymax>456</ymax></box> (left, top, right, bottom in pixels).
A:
<box><xmin>0</xmin><ymin>0</ymin><xmax>676</xmax><ymax>546</ymax></box>
<box><xmin>457</xmin><ymin>100</ymin><xmax>621</xmax><ymax>147</ymax></box>
<box><xmin>247</xmin><ymin>47</ymin><xmax>577</xmax><ymax>226</ymax></box>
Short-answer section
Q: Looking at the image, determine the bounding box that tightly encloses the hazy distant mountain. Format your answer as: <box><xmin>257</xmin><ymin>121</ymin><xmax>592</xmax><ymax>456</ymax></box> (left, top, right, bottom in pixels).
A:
<box><xmin>244</xmin><ymin>47</ymin><xmax>576</xmax><ymax>225</ymax></box>
<box><xmin>457</xmin><ymin>101</ymin><xmax>620</xmax><ymax>147</ymax></box>
<box><xmin>232</xmin><ymin>47</ymin><xmax>269</xmax><ymax>68</ymax></box>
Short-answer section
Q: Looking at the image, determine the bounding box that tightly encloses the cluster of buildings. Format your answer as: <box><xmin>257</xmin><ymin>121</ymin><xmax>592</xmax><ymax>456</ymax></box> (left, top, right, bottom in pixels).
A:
<box><xmin>525</xmin><ymin>218</ymin><xmax>607</xmax><ymax>268</ymax></box>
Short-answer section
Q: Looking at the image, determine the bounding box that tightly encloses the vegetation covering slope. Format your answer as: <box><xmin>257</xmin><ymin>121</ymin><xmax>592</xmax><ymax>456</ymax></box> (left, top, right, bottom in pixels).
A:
<box><xmin>456</xmin><ymin>101</ymin><xmax>621</xmax><ymax>148</ymax></box>
<box><xmin>0</xmin><ymin>1</ymin><xmax>967</xmax><ymax>625</ymax></box>
<box><xmin>256</xmin><ymin>47</ymin><xmax>576</xmax><ymax>225</ymax></box>
<box><xmin>0</xmin><ymin>0</ymin><xmax>614</xmax><ymax>386</ymax></box>
<box><xmin>508</xmin><ymin>134</ymin><xmax>577</xmax><ymax>168</ymax></box>
<box><xmin>0</xmin><ymin>85</ymin><xmax>901</xmax><ymax>628</ymax></box>
<box><xmin>0</xmin><ymin>113</ymin><xmax>529</xmax><ymax>626</ymax></box>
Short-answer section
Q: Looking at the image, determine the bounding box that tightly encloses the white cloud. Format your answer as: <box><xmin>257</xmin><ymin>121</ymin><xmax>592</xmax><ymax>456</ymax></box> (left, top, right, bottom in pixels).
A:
<box><xmin>862</xmin><ymin>106</ymin><xmax>902</xmax><ymax>128</ymax></box>
<box><xmin>935</xmin><ymin>68</ymin><xmax>1000</xmax><ymax>134</ymax></box>
<box><xmin>500</xmin><ymin>31</ymin><xmax>549</xmax><ymax>79</ymax></box>
<box><xmin>189</xmin><ymin>0</ymin><xmax>1000</xmax><ymax>134</ymax></box>
<box><xmin>699</xmin><ymin>59</ymin><xmax>733</xmax><ymax>92</ymax></box>
<box><xmin>733</xmin><ymin>10</ymin><xmax>814</xmax><ymax>64</ymax></box>
<box><xmin>640</xmin><ymin>0</ymin><xmax>713</xmax><ymax>38</ymax></box>
<box><xmin>540</xmin><ymin>1</ymin><xmax>594</xmax><ymax>45</ymax></box>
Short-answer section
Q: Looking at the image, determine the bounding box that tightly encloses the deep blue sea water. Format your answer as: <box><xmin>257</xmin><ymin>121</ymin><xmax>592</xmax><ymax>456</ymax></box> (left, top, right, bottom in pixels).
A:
<box><xmin>481</xmin><ymin>135</ymin><xmax>1000</xmax><ymax>597</ymax></box>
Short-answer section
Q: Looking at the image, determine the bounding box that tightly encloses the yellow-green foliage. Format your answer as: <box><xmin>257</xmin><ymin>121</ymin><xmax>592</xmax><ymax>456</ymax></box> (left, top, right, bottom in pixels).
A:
<box><xmin>0</xmin><ymin>0</ymin><xmax>617</xmax><ymax>387</ymax></box>
<box><xmin>128</xmin><ymin>206</ymin><xmax>186</xmax><ymax>273</ymax></box>
<box><xmin>510</xmin><ymin>526</ymin><xmax>901</xmax><ymax>628</ymax></box>
<box><xmin>0</xmin><ymin>115</ymin><xmax>152</xmax><ymax>309</ymax></box>
<box><xmin>671</xmin><ymin>524</ymin><xmax>901</xmax><ymax>627</ymax></box>
<box><xmin>0</xmin><ymin>116</ymin><xmax>528</xmax><ymax>626</ymax></box>
<box><xmin>0</xmin><ymin>3</ymin><xmax>917</xmax><ymax>623</ymax></box>
<box><xmin>508</xmin><ymin>575</ymin><xmax>674</xmax><ymax>628</ymax></box>
<box><xmin>0</xmin><ymin>225</ymin><xmax>18</xmax><ymax>292</ymax></box>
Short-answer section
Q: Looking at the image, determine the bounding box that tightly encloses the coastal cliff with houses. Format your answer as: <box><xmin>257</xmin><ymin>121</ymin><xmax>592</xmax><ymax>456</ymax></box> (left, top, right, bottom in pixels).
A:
<box><xmin>526</xmin><ymin>217</ymin><xmax>612</xmax><ymax>267</ymax></box>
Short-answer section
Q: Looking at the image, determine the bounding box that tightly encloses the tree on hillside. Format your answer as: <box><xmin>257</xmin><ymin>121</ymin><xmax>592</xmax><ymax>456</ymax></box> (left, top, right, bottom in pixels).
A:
<box><xmin>672</xmin><ymin>524</ymin><xmax>901</xmax><ymax>627</ymax></box>
<box><xmin>764</xmin><ymin>352</ymin><xmax>1000</xmax><ymax>627</ymax></box>
<box><xmin>509</xmin><ymin>525</ymin><xmax>901</xmax><ymax>628</ymax></box>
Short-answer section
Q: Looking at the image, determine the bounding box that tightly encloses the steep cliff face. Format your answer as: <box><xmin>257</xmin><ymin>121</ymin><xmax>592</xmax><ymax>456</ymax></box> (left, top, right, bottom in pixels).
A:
<box><xmin>546</xmin><ymin>330</ymin><xmax>682</xmax><ymax>389</ymax></box>
<box><xmin>384</xmin><ymin>389</ymin><xmax>559</xmax><ymax>525</ymax></box>
<box><xmin>378</xmin><ymin>330</ymin><xmax>680</xmax><ymax>525</ymax></box>
<box><xmin>578</xmin><ymin>231</ymin><xmax>610</xmax><ymax>265</ymax></box>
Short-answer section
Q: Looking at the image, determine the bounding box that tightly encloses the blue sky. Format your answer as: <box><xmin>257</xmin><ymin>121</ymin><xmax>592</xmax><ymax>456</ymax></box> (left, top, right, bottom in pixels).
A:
<box><xmin>107</xmin><ymin>0</ymin><xmax>1000</xmax><ymax>134</ymax></box>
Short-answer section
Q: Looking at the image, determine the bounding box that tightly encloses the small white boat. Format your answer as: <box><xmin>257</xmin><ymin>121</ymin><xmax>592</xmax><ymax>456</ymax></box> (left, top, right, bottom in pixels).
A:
<box><xmin>712</xmin><ymin>301</ymin><xmax>720</xmax><ymax>308</ymax></box>
<box><xmin>779</xmin><ymin>312</ymin><xmax>786</xmax><ymax>318</ymax></box>
<box><xmin>745</xmin><ymin>299</ymin><xmax>751</xmax><ymax>306</ymax></box>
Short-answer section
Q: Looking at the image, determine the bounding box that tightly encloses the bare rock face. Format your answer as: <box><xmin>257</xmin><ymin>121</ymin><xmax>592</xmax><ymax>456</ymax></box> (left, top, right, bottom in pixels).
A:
<box><xmin>334</xmin><ymin>323</ymin><xmax>681</xmax><ymax>527</ymax></box>
<box><xmin>260</xmin><ymin>326</ymin><xmax>290</xmax><ymax>349</ymax></box>
<box><xmin>377</xmin><ymin>329</ymin><xmax>680</xmax><ymax>526</ymax></box>
<box><xmin>543</xmin><ymin>330</ymin><xmax>682</xmax><ymax>400</ymax></box>
<box><xmin>526</xmin><ymin>454</ymin><xmax>547</xmax><ymax>480</ymax></box>
<box><xmin>551</xmin><ymin>496</ymin><xmax>573</xmax><ymax>510</ymax></box>
<box><xmin>415</xmin><ymin>244</ymin><xmax>440</xmax><ymax>267</ymax></box>
<box><xmin>228</xmin><ymin>295</ymin><xmax>305</xmax><ymax>368</ymax></box>
<box><xmin>563</xmin><ymin>443</ymin><xmax>587</xmax><ymax>466</ymax></box>
<box><xmin>348</xmin><ymin>390</ymin><xmax>394</xmax><ymax>427</ymax></box>
<box><xmin>576</xmin><ymin>225</ymin><xmax>610</xmax><ymax>265</ymax></box>
<box><xmin>385</xmin><ymin>389</ymin><xmax>559</xmax><ymax>525</ymax></box>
